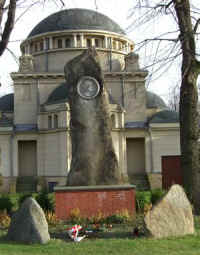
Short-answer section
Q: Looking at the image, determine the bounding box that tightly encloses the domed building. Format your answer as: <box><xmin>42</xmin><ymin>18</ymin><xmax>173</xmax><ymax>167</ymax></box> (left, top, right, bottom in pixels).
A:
<box><xmin>0</xmin><ymin>8</ymin><xmax>180</xmax><ymax>192</ymax></box>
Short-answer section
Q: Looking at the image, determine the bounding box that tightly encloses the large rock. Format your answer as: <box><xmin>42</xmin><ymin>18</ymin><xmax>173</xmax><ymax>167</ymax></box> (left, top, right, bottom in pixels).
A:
<box><xmin>64</xmin><ymin>47</ymin><xmax>126</xmax><ymax>186</ymax></box>
<box><xmin>7</xmin><ymin>197</ymin><xmax>50</xmax><ymax>244</ymax></box>
<box><xmin>144</xmin><ymin>184</ymin><xmax>194</xmax><ymax>238</ymax></box>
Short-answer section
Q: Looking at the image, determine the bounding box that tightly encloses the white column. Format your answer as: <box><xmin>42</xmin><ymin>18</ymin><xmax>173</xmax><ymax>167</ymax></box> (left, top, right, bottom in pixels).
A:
<box><xmin>116</xmin><ymin>41</ymin><xmax>119</xmax><ymax>50</ymax></box>
<box><xmin>73</xmin><ymin>34</ymin><xmax>77</xmax><ymax>47</ymax></box>
<box><xmin>49</xmin><ymin>37</ymin><xmax>53</xmax><ymax>49</ymax></box>
<box><xmin>62</xmin><ymin>38</ymin><xmax>65</xmax><ymax>48</ymax></box>
<box><xmin>125</xmin><ymin>42</ymin><xmax>129</xmax><ymax>52</ymax></box>
<box><xmin>43</xmin><ymin>38</ymin><xmax>46</xmax><ymax>50</ymax></box>
<box><xmin>25</xmin><ymin>45</ymin><xmax>29</xmax><ymax>54</ymax></box>
<box><xmin>109</xmin><ymin>37</ymin><xmax>113</xmax><ymax>49</ymax></box>
<box><xmin>104</xmin><ymin>36</ymin><xmax>108</xmax><ymax>48</ymax></box>
<box><xmin>91</xmin><ymin>38</ymin><xmax>95</xmax><ymax>47</ymax></box>
<box><xmin>27</xmin><ymin>44</ymin><xmax>30</xmax><ymax>54</ymax></box>
<box><xmin>80</xmin><ymin>34</ymin><xmax>84</xmax><ymax>47</ymax></box>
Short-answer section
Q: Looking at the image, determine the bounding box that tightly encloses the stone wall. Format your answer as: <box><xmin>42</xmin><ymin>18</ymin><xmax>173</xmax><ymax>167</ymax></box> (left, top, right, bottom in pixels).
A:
<box><xmin>150</xmin><ymin>125</ymin><xmax>180</xmax><ymax>172</ymax></box>
<box><xmin>34</xmin><ymin>49</ymin><xmax>125</xmax><ymax>73</ymax></box>
<box><xmin>14</xmin><ymin>82</ymin><xmax>38</xmax><ymax>125</ymax></box>
<box><xmin>55</xmin><ymin>185</ymin><xmax>135</xmax><ymax>220</ymax></box>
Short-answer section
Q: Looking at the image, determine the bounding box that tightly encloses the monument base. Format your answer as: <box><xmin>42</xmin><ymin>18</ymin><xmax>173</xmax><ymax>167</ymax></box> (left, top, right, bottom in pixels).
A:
<box><xmin>54</xmin><ymin>185</ymin><xmax>136</xmax><ymax>220</ymax></box>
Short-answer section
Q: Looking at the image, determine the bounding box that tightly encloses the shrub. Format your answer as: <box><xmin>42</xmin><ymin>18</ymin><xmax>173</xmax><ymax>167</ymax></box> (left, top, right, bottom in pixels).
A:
<box><xmin>69</xmin><ymin>208</ymin><xmax>82</xmax><ymax>223</ymax></box>
<box><xmin>18</xmin><ymin>193</ymin><xmax>37</xmax><ymax>207</ymax></box>
<box><xmin>135</xmin><ymin>191</ymin><xmax>152</xmax><ymax>213</ymax></box>
<box><xmin>151</xmin><ymin>189</ymin><xmax>166</xmax><ymax>205</ymax></box>
<box><xmin>106</xmin><ymin>209</ymin><xmax>132</xmax><ymax>224</ymax></box>
<box><xmin>45</xmin><ymin>211</ymin><xmax>60</xmax><ymax>225</ymax></box>
<box><xmin>0</xmin><ymin>194</ymin><xmax>19</xmax><ymax>214</ymax></box>
<box><xmin>36</xmin><ymin>191</ymin><xmax>55</xmax><ymax>212</ymax></box>
<box><xmin>0</xmin><ymin>210</ymin><xmax>11</xmax><ymax>228</ymax></box>
<box><xmin>0</xmin><ymin>192</ymin><xmax>55</xmax><ymax>214</ymax></box>
<box><xmin>89</xmin><ymin>211</ymin><xmax>106</xmax><ymax>224</ymax></box>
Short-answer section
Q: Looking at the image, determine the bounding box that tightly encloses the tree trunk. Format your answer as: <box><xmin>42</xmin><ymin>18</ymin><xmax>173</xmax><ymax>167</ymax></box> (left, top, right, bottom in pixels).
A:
<box><xmin>0</xmin><ymin>0</ymin><xmax>16</xmax><ymax>56</ymax></box>
<box><xmin>174</xmin><ymin>0</ymin><xmax>200</xmax><ymax>212</ymax></box>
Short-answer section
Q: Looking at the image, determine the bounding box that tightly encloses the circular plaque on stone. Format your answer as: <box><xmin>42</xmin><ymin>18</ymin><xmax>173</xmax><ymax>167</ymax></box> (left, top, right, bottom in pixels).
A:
<box><xmin>77</xmin><ymin>76</ymin><xmax>100</xmax><ymax>99</ymax></box>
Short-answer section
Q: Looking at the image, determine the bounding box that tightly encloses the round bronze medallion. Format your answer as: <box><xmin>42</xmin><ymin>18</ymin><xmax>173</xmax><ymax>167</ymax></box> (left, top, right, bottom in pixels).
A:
<box><xmin>77</xmin><ymin>76</ymin><xmax>100</xmax><ymax>99</ymax></box>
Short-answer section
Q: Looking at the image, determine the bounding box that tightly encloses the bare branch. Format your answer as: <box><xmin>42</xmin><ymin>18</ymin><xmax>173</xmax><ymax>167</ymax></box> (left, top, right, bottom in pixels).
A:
<box><xmin>194</xmin><ymin>18</ymin><xmax>200</xmax><ymax>34</ymax></box>
<box><xmin>15</xmin><ymin>1</ymin><xmax>40</xmax><ymax>24</ymax></box>
<box><xmin>165</xmin><ymin>0</ymin><xmax>173</xmax><ymax>10</ymax></box>
<box><xmin>0</xmin><ymin>0</ymin><xmax>6</xmax><ymax>26</ymax></box>
<box><xmin>6</xmin><ymin>46</ymin><xmax>19</xmax><ymax>64</ymax></box>
<box><xmin>0</xmin><ymin>0</ymin><xmax>16</xmax><ymax>57</ymax></box>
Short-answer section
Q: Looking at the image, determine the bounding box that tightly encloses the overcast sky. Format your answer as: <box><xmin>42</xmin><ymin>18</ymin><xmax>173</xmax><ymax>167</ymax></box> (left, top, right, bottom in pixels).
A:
<box><xmin>0</xmin><ymin>0</ymin><xmax>187</xmax><ymax>102</ymax></box>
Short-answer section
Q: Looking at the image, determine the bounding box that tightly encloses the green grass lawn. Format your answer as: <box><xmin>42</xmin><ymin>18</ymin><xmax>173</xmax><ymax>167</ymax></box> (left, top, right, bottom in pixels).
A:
<box><xmin>1</xmin><ymin>223</ymin><xmax>200</xmax><ymax>255</ymax></box>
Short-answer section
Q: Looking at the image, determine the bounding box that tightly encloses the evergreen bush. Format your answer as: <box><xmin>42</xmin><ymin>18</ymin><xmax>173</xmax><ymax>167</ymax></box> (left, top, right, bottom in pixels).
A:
<box><xmin>135</xmin><ymin>191</ymin><xmax>152</xmax><ymax>213</ymax></box>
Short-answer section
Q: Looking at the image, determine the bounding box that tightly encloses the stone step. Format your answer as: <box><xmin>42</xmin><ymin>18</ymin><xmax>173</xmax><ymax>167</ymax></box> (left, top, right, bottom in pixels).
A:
<box><xmin>129</xmin><ymin>173</ymin><xmax>150</xmax><ymax>191</ymax></box>
<box><xmin>16</xmin><ymin>183</ymin><xmax>36</xmax><ymax>193</ymax></box>
<box><xmin>16</xmin><ymin>176</ymin><xmax>37</xmax><ymax>192</ymax></box>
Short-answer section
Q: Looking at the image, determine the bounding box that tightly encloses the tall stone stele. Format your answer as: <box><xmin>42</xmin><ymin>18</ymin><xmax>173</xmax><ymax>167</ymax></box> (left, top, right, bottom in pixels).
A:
<box><xmin>64</xmin><ymin>48</ymin><xmax>125</xmax><ymax>186</ymax></box>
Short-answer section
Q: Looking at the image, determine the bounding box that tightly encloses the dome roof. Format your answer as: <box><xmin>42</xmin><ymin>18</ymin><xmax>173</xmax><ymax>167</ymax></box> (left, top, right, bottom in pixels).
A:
<box><xmin>47</xmin><ymin>83</ymin><xmax>68</xmax><ymax>104</ymax></box>
<box><xmin>146</xmin><ymin>91</ymin><xmax>167</xmax><ymax>109</ymax></box>
<box><xmin>46</xmin><ymin>82</ymin><xmax>117</xmax><ymax>105</ymax></box>
<box><xmin>149</xmin><ymin>110</ymin><xmax>179</xmax><ymax>123</ymax></box>
<box><xmin>28</xmin><ymin>8</ymin><xmax>125</xmax><ymax>38</ymax></box>
<box><xmin>0</xmin><ymin>93</ymin><xmax>14</xmax><ymax>112</ymax></box>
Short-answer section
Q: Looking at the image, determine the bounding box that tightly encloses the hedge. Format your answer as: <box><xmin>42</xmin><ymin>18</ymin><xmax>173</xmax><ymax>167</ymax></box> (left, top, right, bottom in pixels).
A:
<box><xmin>0</xmin><ymin>192</ymin><xmax>55</xmax><ymax>214</ymax></box>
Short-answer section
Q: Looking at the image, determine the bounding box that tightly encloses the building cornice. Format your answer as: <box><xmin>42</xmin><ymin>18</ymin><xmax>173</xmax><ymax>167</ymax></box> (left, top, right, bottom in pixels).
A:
<box><xmin>105</xmin><ymin>71</ymin><xmax>148</xmax><ymax>80</ymax></box>
<box><xmin>22</xmin><ymin>29</ymin><xmax>133</xmax><ymax>45</ymax></box>
<box><xmin>11</xmin><ymin>70</ymin><xmax>148</xmax><ymax>81</ymax></box>
<box><xmin>150</xmin><ymin>122</ymin><xmax>180</xmax><ymax>131</ymax></box>
<box><xmin>39</xmin><ymin>128</ymin><xmax>69</xmax><ymax>133</ymax></box>
<box><xmin>11</xmin><ymin>72</ymin><xmax>65</xmax><ymax>80</ymax></box>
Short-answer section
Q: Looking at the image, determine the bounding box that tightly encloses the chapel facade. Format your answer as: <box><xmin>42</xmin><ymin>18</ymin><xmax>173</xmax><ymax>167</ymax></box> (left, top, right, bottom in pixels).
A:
<box><xmin>0</xmin><ymin>9</ymin><xmax>180</xmax><ymax>192</ymax></box>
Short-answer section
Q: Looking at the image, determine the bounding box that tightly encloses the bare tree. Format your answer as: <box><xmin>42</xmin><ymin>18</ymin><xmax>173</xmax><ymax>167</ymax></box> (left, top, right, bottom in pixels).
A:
<box><xmin>130</xmin><ymin>0</ymin><xmax>200</xmax><ymax>212</ymax></box>
<box><xmin>0</xmin><ymin>0</ymin><xmax>65</xmax><ymax>57</ymax></box>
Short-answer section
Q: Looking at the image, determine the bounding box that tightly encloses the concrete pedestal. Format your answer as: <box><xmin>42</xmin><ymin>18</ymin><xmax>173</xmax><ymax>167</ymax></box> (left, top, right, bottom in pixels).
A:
<box><xmin>54</xmin><ymin>185</ymin><xmax>135</xmax><ymax>220</ymax></box>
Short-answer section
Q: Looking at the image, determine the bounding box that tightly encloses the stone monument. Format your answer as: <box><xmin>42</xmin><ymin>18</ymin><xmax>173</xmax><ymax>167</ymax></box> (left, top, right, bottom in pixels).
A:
<box><xmin>64</xmin><ymin>47</ymin><xmax>124</xmax><ymax>186</ymax></box>
<box><xmin>54</xmin><ymin>48</ymin><xmax>135</xmax><ymax>220</ymax></box>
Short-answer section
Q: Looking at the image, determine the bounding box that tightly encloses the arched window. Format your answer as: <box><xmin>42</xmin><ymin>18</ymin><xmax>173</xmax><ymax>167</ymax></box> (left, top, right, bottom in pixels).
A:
<box><xmin>65</xmin><ymin>38</ymin><xmax>71</xmax><ymax>48</ymax></box>
<box><xmin>45</xmin><ymin>38</ymin><xmax>50</xmax><ymax>50</ymax></box>
<box><xmin>48</xmin><ymin>115</ymin><xmax>52</xmax><ymax>129</ymax></box>
<box><xmin>54</xmin><ymin>114</ymin><xmax>58</xmax><ymax>128</ymax></box>
<box><xmin>87</xmin><ymin>39</ymin><xmax>91</xmax><ymax>47</ymax></box>
<box><xmin>40</xmin><ymin>41</ymin><xmax>43</xmax><ymax>51</ymax></box>
<box><xmin>21</xmin><ymin>47</ymin><xmax>25</xmax><ymax>55</ymax></box>
<box><xmin>111</xmin><ymin>114</ymin><xmax>116</xmax><ymax>128</ymax></box>
<box><xmin>112</xmin><ymin>40</ymin><xmax>117</xmax><ymax>50</ymax></box>
<box><xmin>57</xmin><ymin>39</ymin><xmax>63</xmax><ymax>48</ymax></box>
<box><xmin>95</xmin><ymin>39</ymin><xmax>99</xmax><ymax>47</ymax></box>
<box><xmin>34</xmin><ymin>43</ymin><xmax>38</xmax><ymax>52</ymax></box>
